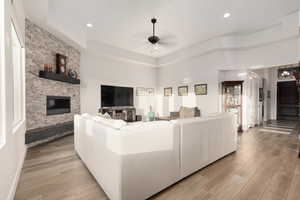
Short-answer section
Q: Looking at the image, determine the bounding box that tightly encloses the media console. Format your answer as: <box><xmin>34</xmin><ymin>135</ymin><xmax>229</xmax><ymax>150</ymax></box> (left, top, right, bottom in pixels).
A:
<box><xmin>99</xmin><ymin>107</ymin><xmax>136</xmax><ymax>122</ymax></box>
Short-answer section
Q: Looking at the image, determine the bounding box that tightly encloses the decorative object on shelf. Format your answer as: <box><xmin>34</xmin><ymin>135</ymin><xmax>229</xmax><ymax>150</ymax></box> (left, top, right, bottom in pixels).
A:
<box><xmin>68</xmin><ymin>69</ymin><xmax>78</xmax><ymax>79</ymax></box>
<box><xmin>178</xmin><ymin>86</ymin><xmax>188</xmax><ymax>96</ymax></box>
<box><xmin>194</xmin><ymin>84</ymin><xmax>207</xmax><ymax>95</ymax></box>
<box><xmin>56</xmin><ymin>53</ymin><xmax>67</xmax><ymax>75</ymax></box>
<box><xmin>146</xmin><ymin>88</ymin><xmax>155</xmax><ymax>96</ymax></box>
<box><xmin>148</xmin><ymin>105</ymin><xmax>155</xmax><ymax>121</ymax></box>
<box><xmin>44</xmin><ymin>64</ymin><xmax>53</xmax><ymax>72</ymax></box>
<box><xmin>164</xmin><ymin>87</ymin><xmax>172</xmax><ymax>96</ymax></box>
<box><xmin>44</xmin><ymin>64</ymin><xmax>49</xmax><ymax>72</ymax></box>
<box><xmin>136</xmin><ymin>87</ymin><xmax>146</xmax><ymax>96</ymax></box>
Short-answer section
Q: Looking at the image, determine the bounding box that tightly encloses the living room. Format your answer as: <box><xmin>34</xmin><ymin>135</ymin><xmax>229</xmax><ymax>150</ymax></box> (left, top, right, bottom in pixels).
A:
<box><xmin>1</xmin><ymin>0</ymin><xmax>300</xmax><ymax>200</ymax></box>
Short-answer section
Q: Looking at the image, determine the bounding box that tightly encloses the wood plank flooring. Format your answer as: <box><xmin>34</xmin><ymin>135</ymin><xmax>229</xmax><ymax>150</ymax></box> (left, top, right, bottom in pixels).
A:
<box><xmin>15</xmin><ymin>126</ymin><xmax>300</xmax><ymax>200</ymax></box>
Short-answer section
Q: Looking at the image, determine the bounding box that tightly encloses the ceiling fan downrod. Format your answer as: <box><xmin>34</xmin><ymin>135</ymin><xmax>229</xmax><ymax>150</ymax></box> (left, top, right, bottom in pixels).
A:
<box><xmin>148</xmin><ymin>18</ymin><xmax>160</xmax><ymax>45</ymax></box>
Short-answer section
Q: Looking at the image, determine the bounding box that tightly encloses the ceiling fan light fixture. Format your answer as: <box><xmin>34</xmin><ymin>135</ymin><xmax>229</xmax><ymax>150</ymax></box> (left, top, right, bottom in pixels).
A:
<box><xmin>224</xmin><ymin>13</ymin><xmax>231</xmax><ymax>18</ymax></box>
<box><xmin>86</xmin><ymin>23</ymin><xmax>93</xmax><ymax>28</ymax></box>
<box><xmin>153</xmin><ymin>43</ymin><xmax>159</xmax><ymax>50</ymax></box>
<box><xmin>148</xmin><ymin>35</ymin><xmax>160</xmax><ymax>44</ymax></box>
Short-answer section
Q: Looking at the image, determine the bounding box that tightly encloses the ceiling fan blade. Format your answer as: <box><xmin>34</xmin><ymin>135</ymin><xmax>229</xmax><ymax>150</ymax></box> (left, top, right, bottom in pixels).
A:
<box><xmin>159</xmin><ymin>34</ymin><xmax>177</xmax><ymax>42</ymax></box>
<box><xmin>158</xmin><ymin>41</ymin><xmax>177</xmax><ymax>47</ymax></box>
<box><xmin>132</xmin><ymin>30</ymin><xmax>149</xmax><ymax>38</ymax></box>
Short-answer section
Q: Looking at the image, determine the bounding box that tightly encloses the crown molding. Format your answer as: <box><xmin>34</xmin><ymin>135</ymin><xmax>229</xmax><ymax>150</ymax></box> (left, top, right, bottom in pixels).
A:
<box><xmin>24</xmin><ymin>3</ymin><xmax>299</xmax><ymax>68</ymax></box>
<box><xmin>86</xmin><ymin>41</ymin><xmax>157</xmax><ymax>67</ymax></box>
<box><xmin>157</xmin><ymin>12</ymin><xmax>299</xmax><ymax>67</ymax></box>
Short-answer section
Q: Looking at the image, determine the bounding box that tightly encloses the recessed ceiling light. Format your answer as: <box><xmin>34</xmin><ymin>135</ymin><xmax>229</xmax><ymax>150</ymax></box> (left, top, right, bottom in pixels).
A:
<box><xmin>224</xmin><ymin>13</ymin><xmax>231</xmax><ymax>18</ymax></box>
<box><xmin>86</xmin><ymin>23</ymin><xmax>93</xmax><ymax>28</ymax></box>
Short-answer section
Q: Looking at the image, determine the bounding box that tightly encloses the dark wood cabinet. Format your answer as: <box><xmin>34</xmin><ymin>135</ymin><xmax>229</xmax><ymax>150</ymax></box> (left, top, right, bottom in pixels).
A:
<box><xmin>222</xmin><ymin>81</ymin><xmax>243</xmax><ymax>132</ymax></box>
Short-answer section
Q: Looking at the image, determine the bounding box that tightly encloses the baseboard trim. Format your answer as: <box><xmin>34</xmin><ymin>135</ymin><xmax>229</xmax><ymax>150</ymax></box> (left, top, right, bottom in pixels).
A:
<box><xmin>7</xmin><ymin>145</ymin><xmax>27</xmax><ymax>200</ymax></box>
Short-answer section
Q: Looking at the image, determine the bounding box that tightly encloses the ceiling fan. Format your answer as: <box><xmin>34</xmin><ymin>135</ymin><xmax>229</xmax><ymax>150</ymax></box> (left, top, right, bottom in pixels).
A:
<box><xmin>148</xmin><ymin>18</ymin><xmax>160</xmax><ymax>46</ymax></box>
<box><xmin>147</xmin><ymin>18</ymin><xmax>176</xmax><ymax>50</ymax></box>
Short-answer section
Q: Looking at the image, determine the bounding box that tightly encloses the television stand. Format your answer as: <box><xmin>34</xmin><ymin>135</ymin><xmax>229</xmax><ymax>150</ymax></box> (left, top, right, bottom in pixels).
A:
<box><xmin>99</xmin><ymin>107</ymin><xmax>136</xmax><ymax>122</ymax></box>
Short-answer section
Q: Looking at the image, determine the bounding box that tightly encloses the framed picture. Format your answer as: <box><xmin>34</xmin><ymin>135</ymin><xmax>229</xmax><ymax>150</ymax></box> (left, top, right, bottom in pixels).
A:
<box><xmin>136</xmin><ymin>87</ymin><xmax>146</xmax><ymax>96</ymax></box>
<box><xmin>56</xmin><ymin>53</ymin><xmax>67</xmax><ymax>75</ymax></box>
<box><xmin>164</xmin><ymin>87</ymin><xmax>172</xmax><ymax>96</ymax></box>
<box><xmin>195</xmin><ymin>84</ymin><xmax>207</xmax><ymax>95</ymax></box>
<box><xmin>259</xmin><ymin>88</ymin><xmax>264</xmax><ymax>102</ymax></box>
<box><xmin>178</xmin><ymin>86</ymin><xmax>188</xmax><ymax>96</ymax></box>
<box><xmin>267</xmin><ymin>90</ymin><xmax>271</xmax><ymax>98</ymax></box>
<box><xmin>146</xmin><ymin>88</ymin><xmax>155</xmax><ymax>96</ymax></box>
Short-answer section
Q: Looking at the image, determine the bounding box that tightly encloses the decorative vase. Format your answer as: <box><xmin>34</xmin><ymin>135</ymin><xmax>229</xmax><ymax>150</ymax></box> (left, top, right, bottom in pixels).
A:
<box><xmin>148</xmin><ymin>105</ymin><xmax>155</xmax><ymax>121</ymax></box>
<box><xmin>148</xmin><ymin>111</ymin><xmax>155</xmax><ymax>121</ymax></box>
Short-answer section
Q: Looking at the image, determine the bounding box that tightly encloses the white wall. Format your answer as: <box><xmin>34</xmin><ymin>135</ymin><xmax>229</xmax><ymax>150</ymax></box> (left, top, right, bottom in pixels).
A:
<box><xmin>80</xmin><ymin>42</ymin><xmax>157</xmax><ymax>118</ymax></box>
<box><xmin>157</xmin><ymin>51</ymin><xmax>225</xmax><ymax>116</ymax></box>
<box><xmin>256</xmin><ymin>67</ymin><xmax>279</xmax><ymax>120</ymax></box>
<box><xmin>156</xmin><ymin>12</ymin><xmax>299</xmax><ymax>118</ymax></box>
<box><xmin>157</xmin><ymin>38</ymin><xmax>298</xmax><ymax>117</ymax></box>
<box><xmin>0</xmin><ymin>0</ymin><xmax>27</xmax><ymax>200</ymax></box>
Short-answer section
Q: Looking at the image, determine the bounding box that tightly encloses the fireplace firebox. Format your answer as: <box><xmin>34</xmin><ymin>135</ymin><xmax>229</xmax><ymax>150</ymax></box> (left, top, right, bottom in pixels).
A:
<box><xmin>47</xmin><ymin>96</ymin><xmax>71</xmax><ymax>115</ymax></box>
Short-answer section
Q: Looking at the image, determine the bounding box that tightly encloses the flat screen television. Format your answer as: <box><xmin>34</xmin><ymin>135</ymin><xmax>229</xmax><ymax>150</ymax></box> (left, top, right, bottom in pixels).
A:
<box><xmin>101</xmin><ymin>85</ymin><xmax>134</xmax><ymax>107</ymax></box>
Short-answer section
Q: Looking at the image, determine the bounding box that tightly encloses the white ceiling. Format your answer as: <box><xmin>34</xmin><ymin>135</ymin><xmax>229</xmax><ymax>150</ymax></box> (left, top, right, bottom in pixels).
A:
<box><xmin>25</xmin><ymin>0</ymin><xmax>300</xmax><ymax>58</ymax></box>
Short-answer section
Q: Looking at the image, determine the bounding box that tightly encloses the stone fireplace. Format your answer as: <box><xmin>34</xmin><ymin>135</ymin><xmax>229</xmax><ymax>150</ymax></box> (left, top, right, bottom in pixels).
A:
<box><xmin>25</xmin><ymin>19</ymin><xmax>80</xmax><ymax>146</ymax></box>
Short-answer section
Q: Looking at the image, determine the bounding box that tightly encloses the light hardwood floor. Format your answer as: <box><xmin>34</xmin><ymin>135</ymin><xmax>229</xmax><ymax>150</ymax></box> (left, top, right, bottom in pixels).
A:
<box><xmin>15</xmin><ymin>126</ymin><xmax>300</xmax><ymax>200</ymax></box>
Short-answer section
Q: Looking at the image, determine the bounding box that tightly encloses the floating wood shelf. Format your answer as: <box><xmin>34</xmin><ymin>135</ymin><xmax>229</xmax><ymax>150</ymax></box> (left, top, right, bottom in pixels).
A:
<box><xmin>39</xmin><ymin>71</ymin><xmax>80</xmax><ymax>84</ymax></box>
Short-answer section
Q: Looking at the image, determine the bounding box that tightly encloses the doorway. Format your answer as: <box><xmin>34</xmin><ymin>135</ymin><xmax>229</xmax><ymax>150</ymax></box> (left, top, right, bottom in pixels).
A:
<box><xmin>277</xmin><ymin>81</ymin><xmax>299</xmax><ymax>120</ymax></box>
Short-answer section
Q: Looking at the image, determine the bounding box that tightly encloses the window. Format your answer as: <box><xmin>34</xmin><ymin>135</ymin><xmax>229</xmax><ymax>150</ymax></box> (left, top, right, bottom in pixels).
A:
<box><xmin>11</xmin><ymin>21</ymin><xmax>24</xmax><ymax>130</ymax></box>
<box><xmin>0</xmin><ymin>0</ymin><xmax>5</xmax><ymax>146</ymax></box>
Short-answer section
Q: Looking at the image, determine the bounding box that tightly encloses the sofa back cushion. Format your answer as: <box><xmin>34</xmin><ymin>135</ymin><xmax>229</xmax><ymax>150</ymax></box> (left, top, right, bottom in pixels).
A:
<box><xmin>179</xmin><ymin>107</ymin><xmax>196</xmax><ymax>118</ymax></box>
<box><xmin>92</xmin><ymin>116</ymin><xmax>127</xmax><ymax>129</ymax></box>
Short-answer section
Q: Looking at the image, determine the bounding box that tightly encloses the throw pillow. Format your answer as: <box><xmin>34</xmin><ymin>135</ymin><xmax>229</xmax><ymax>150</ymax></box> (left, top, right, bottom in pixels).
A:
<box><xmin>179</xmin><ymin>106</ymin><xmax>195</xmax><ymax>118</ymax></box>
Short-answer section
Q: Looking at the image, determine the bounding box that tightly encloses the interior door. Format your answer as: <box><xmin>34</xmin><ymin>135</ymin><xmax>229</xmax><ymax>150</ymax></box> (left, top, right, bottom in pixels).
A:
<box><xmin>277</xmin><ymin>81</ymin><xmax>299</xmax><ymax>120</ymax></box>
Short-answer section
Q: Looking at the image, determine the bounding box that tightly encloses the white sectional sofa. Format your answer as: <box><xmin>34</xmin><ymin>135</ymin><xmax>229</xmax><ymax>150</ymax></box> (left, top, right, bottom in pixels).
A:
<box><xmin>174</xmin><ymin>113</ymin><xmax>237</xmax><ymax>178</ymax></box>
<box><xmin>74</xmin><ymin>115</ymin><xmax>181</xmax><ymax>200</ymax></box>
<box><xmin>74</xmin><ymin>113</ymin><xmax>237</xmax><ymax>200</ymax></box>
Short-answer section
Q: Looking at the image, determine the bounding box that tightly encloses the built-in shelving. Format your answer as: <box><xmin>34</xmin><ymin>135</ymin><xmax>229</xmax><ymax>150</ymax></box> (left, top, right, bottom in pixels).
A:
<box><xmin>39</xmin><ymin>71</ymin><xmax>80</xmax><ymax>84</ymax></box>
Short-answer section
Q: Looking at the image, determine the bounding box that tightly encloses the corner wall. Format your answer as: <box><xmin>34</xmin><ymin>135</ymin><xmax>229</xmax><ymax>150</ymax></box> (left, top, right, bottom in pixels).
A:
<box><xmin>80</xmin><ymin>43</ymin><xmax>157</xmax><ymax>118</ymax></box>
